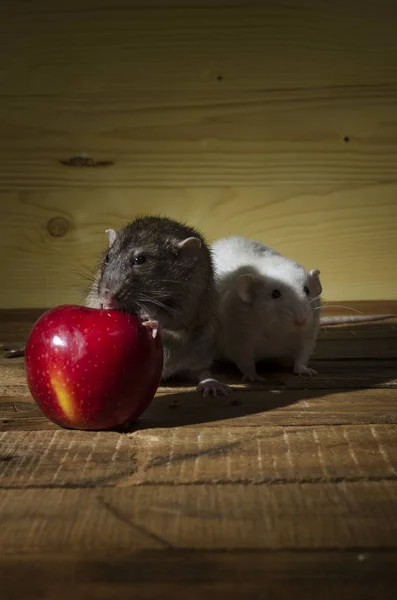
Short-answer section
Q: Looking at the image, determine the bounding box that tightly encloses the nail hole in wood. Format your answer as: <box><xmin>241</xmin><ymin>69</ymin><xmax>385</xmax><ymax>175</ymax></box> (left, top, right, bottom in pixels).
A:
<box><xmin>47</xmin><ymin>217</ymin><xmax>70</xmax><ymax>238</ymax></box>
<box><xmin>217</xmin><ymin>74</ymin><xmax>223</xmax><ymax>81</ymax></box>
<box><xmin>343</xmin><ymin>136</ymin><xmax>351</xmax><ymax>143</ymax></box>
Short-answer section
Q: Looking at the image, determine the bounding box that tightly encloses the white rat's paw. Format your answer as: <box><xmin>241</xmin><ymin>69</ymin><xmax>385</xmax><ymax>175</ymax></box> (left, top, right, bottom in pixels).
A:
<box><xmin>241</xmin><ymin>374</ymin><xmax>267</xmax><ymax>383</ymax></box>
<box><xmin>141</xmin><ymin>319</ymin><xmax>160</xmax><ymax>339</ymax></box>
<box><xmin>293</xmin><ymin>364</ymin><xmax>318</xmax><ymax>377</ymax></box>
<box><xmin>197</xmin><ymin>378</ymin><xmax>231</xmax><ymax>398</ymax></box>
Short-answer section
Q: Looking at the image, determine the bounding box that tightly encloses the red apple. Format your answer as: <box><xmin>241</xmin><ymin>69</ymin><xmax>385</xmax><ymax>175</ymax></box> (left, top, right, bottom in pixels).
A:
<box><xmin>25</xmin><ymin>305</ymin><xmax>163</xmax><ymax>430</ymax></box>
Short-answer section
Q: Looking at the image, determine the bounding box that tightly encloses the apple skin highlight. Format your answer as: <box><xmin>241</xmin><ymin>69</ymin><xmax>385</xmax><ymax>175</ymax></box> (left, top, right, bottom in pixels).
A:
<box><xmin>25</xmin><ymin>305</ymin><xmax>163</xmax><ymax>430</ymax></box>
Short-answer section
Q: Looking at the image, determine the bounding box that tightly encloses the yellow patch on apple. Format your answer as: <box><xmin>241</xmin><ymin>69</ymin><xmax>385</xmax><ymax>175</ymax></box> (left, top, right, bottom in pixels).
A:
<box><xmin>50</xmin><ymin>371</ymin><xmax>78</xmax><ymax>422</ymax></box>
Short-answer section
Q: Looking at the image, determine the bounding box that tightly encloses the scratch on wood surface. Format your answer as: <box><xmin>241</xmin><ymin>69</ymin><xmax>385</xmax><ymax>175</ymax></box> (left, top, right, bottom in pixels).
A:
<box><xmin>270</xmin><ymin>434</ymin><xmax>279</xmax><ymax>478</ymax></box>
<box><xmin>192</xmin><ymin>431</ymin><xmax>201</xmax><ymax>481</ymax></box>
<box><xmin>283</xmin><ymin>430</ymin><xmax>294</xmax><ymax>471</ymax></box>
<box><xmin>51</xmin><ymin>437</ymin><xmax>75</xmax><ymax>484</ymax></box>
<box><xmin>27</xmin><ymin>431</ymin><xmax>60</xmax><ymax>483</ymax></box>
<box><xmin>96</xmin><ymin>495</ymin><xmax>173</xmax><ymax>549</ymax></box>
<box><xmin>4</xmin><ymin>433</ymin><xmax>38</xmax><ymax>483</ymax></box>
<box><xmin>0</xmin><ymin>432</ymin><xmax>26</xmax><ymax>479</ymax></box>
<box><xmin>110</xmin><ymin>434</ymin><xmax>124</xmax><ymax>462</ymax></box>
<box><xmin>145</xmin><ymin>438</ymin><xmax>241</xmax><ymax>471</ymax></box>
<box><xmin>226</xmin><ymin>430</ymin><xmax>232</xmax><ymax>479</ymax></box>
<box><xmin>256</xmin><ymin>436</ymin><xmax>264</xmax><ymax>478</ymax></box>
<box><xmin>342</xmin><ymin>428</ymin><xmax>363</xmax><ymax>475</ymax></box>
<box><xmin>313</xmin><ymin>430</ymin><xmax>329</xmax><ymax>478</ymax></box>
<box><xmin>370</xmin><ymin>426</ymin><xmax>397</xmax><ymax>475</ymax></box>
<box><xmin>167</xmin><ymin>429</ymin><xmax>176</xmax><ymax>478</ymax></box>
<box><xmin>80</xmin><ymin>431</ymin><xmax>100</xmax><ymax>479</ymax></box>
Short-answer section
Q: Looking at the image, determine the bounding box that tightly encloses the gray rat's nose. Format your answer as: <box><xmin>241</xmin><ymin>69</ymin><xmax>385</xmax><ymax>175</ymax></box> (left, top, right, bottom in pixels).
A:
<box><xmin>99</xmin><ymin>287</ymin><xmax>119</xmax><ymax>310</ymax></box>
<box><xmin>101</xmin><ymin>298</ymin><xmax>118</xmax><ymax>310</ymax></box>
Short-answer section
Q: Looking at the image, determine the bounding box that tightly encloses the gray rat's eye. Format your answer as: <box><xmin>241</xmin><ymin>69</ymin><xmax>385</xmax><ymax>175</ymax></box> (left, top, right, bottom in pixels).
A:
<box><xmin>304</xmin><ymin>286</ymin><xmax>310</xmax><ymax>296</ymax></box>
<box><xmin>271</xmin><ymin>289</ymin><xmax>281</xmax><ymax>299</ymax></box>
<box><xmin>133</xmin><ymin>255</ymin><xmax>146</xmax><ymax>266</ymax></box>
<box><xmin>104</xmin><ymin>253</ymin><xmax>110</xmax><ymax>264</ymax></box>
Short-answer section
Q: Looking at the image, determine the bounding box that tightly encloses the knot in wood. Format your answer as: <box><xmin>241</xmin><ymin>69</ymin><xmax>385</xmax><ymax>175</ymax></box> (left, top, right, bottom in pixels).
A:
<box><xmin>47</xmin><ymin>216</ymin><xmax>70</xmax><ymax>238</ymax></box>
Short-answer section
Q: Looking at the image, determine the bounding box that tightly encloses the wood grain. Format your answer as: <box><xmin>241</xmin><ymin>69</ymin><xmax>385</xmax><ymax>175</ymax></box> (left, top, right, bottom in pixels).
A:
<box><xmin>1</xmin><ymin>482</ymin><xmax>397</xmax><ymax>551</ymax></box>
<box><xmin>1</xmin><ymin>303</ymin><xmax>397</xmax><ymax>596</ymax></box>
<box><xmin>1</xmin><ymin>2</ymin><xmax>396</xmax><ymax>94</ymax></box>
<box><xmin>1</xmin><ymin>424</ymin><xmax>396</xmax><ymax>488</ymax></box>
<box><xmin>2</xmin><ymin>386</ymin><xmax>397</xmax><ymax>432</ymax></box>
<box><xmin>1</xmin><ymin>0</ymin><xmax>397</xmax><ymax>306</ymax></box>
<box><xmin>1</xmin><ymin>188</ymin><xmax>397</xmax><ymax>307</ymax></box>
<box><xmin>2</xmin><ymin>551</ymin><xmax>397</xmax><ymax>600</ymax></box>
<box><xmin>1</xmin><ymin>305</ymin><xmax>396</xmax><ymax>344</ymax></box>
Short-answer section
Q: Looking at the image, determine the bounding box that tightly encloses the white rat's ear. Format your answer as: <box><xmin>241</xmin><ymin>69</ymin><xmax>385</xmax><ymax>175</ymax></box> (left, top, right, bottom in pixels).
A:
<box><xmin>105</xmin><ymin>228</ymin><xmax>117</xmax><ymax>248</ymax></box>
<box><xmin>309</xmin><ymin>268</ymin><xmax>322</xmax><ymax>294</ymax></box>
<box><xmin>309</xmin><ymin>269</ymin><xmax>321</xmax><ymax>279</ymax></box>
<box><xmin>176</xmin><ymin>236</ymin><xmax>202</xmax><ymax>257</ymax></box>
<box><xmin>237</xmin><ymin>274</ymin><xmax>259</xmax><ymax>303</ymax></box>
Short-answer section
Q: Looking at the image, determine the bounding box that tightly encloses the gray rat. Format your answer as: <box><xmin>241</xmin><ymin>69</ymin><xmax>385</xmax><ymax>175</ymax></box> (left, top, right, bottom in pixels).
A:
<box><xmin>86</xmin><ymin>215</ymin><xmax>230</xmax><ymax>397</ymax></box>
<box><xmin>211</xmin><ymin>236</ymin><xmax>394</xmax><ymax>382</ymax></box>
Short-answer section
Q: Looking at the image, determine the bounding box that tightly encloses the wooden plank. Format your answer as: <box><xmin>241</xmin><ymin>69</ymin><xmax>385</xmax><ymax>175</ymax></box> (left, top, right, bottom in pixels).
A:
<box><xmin>2</xmin><ymin>388</ymin><xmax>397</xmax><ymax>432</ymax></box>
<box><xmin>1</xmin><ymin>89</ymin><xmax>397</xmax><ymax>187</ymax></box>
<box><xmin>0</xmin><ymin>309</ymin><xmax>44</xmax><ymax>345</ymax></box>
<box><xmin>1</xmin><ymin>2</ymin><xmax>396</xmax><ymax>95</ymax></box>
<box><xmin>0</xmin><ymin>2</ymin><xmax>396</xmax><ymax>305</ymax></box>
<box><xmin>3</xmin><ymin>85</ymin><xmax>397</xmax><ymax>154</ymax></box>
<box><xmin>1</xmin><ymin>425</ymin><xmax>396</xmax><ymax>488</ymax></box>
<box><xmin>313</xmin><ymin>339</ymin><xmax>397</xmax><ymax>360</ymax></box>
<box><xmin>122</xmin><ymin>425</ymin><xmax>397</xmax><ymax>486</ymax></box>
<box><xmin>131</xmin><ymin>388</ymin><xmax>397</xmax><ymax>429</ymax></box>
<box><xmin>1</xmin><ymin>353</ymin><xmax>397</xmax><ymax>394</ymax></box>
<box><xmin>1</xmin><ymin>482</ymin><xmax>397</xmax><ymax>551</ymax></box>
<box><xmin>1</xmin><ymin>305</ymin><xmax>396</xmax><ymax>343</ymax></box>
<box><xmin>1</xmin><ymin>551</ymin><xmax>397</xmax><ymax>600</ymax></box>
<box><xmin>2</xmin><ymin>187</ymin><xmax>397</xmax><ymax>308</ymax></box>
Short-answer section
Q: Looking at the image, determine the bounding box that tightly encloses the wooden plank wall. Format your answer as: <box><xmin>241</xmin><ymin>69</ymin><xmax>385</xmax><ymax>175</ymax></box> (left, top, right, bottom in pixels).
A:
<box><xmin>0</xmin><ymin>0</ymin><xmax>396</xmax><ymax>308</ymax></box>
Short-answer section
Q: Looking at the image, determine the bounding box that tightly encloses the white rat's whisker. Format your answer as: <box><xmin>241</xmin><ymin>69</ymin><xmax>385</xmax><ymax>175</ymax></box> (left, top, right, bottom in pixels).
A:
<box><xmin>321</xmin><ymin>304</ymin><xmax>365</xmax><ymax>316</ymax></box>
<box><xmin>310</xmin><ymin>293</ymin><xmax>322</xmax><ymax>304</ymax></box>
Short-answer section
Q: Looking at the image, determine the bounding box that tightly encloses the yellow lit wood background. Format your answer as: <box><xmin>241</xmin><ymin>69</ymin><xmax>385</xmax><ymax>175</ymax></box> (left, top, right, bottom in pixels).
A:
<box><xmin>0</xmin><ymin>0</ymin><xmax>396</xmax><ymax>308</ymax></box>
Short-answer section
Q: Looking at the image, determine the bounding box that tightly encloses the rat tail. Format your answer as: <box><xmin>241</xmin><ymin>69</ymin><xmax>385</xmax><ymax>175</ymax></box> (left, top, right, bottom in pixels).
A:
<box><xmin>320</xmin><ymin>314</ymin><xmax>395</xmax><ymax>326</ymax></box>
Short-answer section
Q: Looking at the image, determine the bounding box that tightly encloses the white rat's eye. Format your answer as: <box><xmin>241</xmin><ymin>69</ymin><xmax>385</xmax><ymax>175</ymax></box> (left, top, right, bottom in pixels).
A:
<box><xmin>271</xmin><ymin>289</ymin><xmax>281</xmax><ymax>299</ymax></box>
<box><xmin>133</xmin><ymin>255</ymin><xmax>146</xmax><ymax>266</ymax></box>
<box><xmin>304</xmin><ymin>286</ymin><xmax>310</xmax><ymax>296</ymax></box>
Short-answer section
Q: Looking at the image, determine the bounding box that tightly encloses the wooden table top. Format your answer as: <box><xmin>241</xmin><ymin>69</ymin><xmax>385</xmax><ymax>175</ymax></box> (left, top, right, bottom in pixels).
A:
<box><xmin>1</xmin><ymin>303</ymin><xmax>397</xmax><ymax>599</ymax></box>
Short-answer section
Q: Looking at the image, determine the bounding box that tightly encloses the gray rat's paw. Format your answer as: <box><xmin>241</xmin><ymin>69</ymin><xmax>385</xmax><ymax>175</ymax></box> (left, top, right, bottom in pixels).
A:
<box><xmin>242</xmin><ymin>374</ymin><xmax>267</xmax><ymax>383</ymax></box>
<box><xmin>141</xmin><ymin>319</ymin><xmax>160</xmax><ymax>339</ymax></box>
<box><xmin>293</xmin><ymin>364</ymin><xmax>318</xmax><ymax>377</ymax></box>
<box><xmin>197</xmin><ymin>378</ymin><xmax>231</xmax><ymax>397</ymax></box>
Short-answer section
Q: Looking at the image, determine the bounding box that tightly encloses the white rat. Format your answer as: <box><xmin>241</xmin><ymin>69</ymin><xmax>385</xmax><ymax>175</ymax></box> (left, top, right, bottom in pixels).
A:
<box><xmin>211</xmin><ymin>236</ymin><xmax>394</xmax><ymax>381</ymax></box>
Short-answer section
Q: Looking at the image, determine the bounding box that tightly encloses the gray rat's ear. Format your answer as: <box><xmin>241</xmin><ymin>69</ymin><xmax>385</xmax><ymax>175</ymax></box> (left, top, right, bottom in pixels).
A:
<box><xmin>176</xmin><ymin>237</ymin><xmax>202</xmax><ymax>256</ymax></box>
<box><xmin>309</xmin><ymin>269</ymin><xmax>321</xmax><ymax>278</ymax></box>
<box><xmin>237</xmin><ymin>274</ymin><xmax>259</xmax><ymax>303</ymax></box>
<box><xmin>105</xmin><ymin>229</ymin><xmax>117</xmax><ymax>248</ymax></box>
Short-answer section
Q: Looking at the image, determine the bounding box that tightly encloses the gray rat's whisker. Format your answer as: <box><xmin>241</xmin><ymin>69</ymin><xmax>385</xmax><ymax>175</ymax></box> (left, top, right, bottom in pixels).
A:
<box><xmin>137</xmin><ymin>295</ymin><xmax>179</xmax><ymax>317</ymax></box>
<box><xmin>154</xmin><ymin>279</ymin><xmax>187</xmax><ymax>286</ymax></box>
